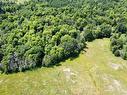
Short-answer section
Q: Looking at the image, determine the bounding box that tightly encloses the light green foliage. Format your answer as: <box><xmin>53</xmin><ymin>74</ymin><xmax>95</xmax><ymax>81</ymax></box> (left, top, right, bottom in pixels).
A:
<box><xmin>0</xmin><ymin>0</ymin><xmax>127</xmax><ymax>73</ymax></box>
<box><xmin>1</xmin><ymin>39</ymin><xmax>127</xmax><ymax>95</ymax></box>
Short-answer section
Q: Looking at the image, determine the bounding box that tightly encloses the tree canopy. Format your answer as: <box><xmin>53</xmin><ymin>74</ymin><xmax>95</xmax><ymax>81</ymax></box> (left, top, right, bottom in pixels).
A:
<box><xmin>0</xmin><ymin>0</ymin><xmax>127</xmax><ymax>73</ymax></box>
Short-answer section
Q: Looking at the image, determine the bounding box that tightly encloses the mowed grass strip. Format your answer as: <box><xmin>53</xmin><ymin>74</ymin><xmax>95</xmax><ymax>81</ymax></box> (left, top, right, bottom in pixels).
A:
<box><xmin>1</xmin><ymin>38</ymin><xmax>127</xmax><ymax>95</ymax></box>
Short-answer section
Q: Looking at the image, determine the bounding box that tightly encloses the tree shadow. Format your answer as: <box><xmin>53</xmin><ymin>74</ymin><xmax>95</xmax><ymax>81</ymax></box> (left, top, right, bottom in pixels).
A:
<box><xmin>5</xmin><ymin>45</ymin><xmax>90</xmax><ymax>74</ymax></box>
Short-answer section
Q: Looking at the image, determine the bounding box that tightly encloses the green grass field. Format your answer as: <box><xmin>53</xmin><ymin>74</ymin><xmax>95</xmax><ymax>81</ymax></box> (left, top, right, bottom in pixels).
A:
<box><xmin>1</xmin><ymin>38</ymin><xmax>127</xmax><ymax>95</ymax></box>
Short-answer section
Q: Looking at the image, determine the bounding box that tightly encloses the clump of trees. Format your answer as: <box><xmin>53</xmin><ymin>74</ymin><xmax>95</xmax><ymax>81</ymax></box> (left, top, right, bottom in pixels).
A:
<box><xmin>110</xmin><ymin>28</ymin><xmax>127</xmax><ymax>59</ymax></box>
<box><xmin>110</xmin><ymin>0</ymin><xmax>127</xmax><ymax>60</ymax></box>
<box><xmin>0</xmin><ymin>0</ymin><xmax>125</xmax><ymax>73</ymax></box>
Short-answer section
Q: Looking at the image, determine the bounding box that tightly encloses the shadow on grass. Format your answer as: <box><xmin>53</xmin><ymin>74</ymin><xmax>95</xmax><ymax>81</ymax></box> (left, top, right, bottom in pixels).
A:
<box><xmin>46</xmin><ymin>46</ymin><xmax>89</xmax><ymax>68</ymax></box>
<box><xmin>4</xmin><ymin>45</ymin><xmax>90</xmax><ymax>75</ymax></box>
<box><xmin>5</xmin><ymin>40</ymin><xmax>96</xmax><ymax>75</ymax></box>
<box><xmin>46</xmin><ymin>53</ymin><xmax>81</xmax><ymax>68</ymax></box>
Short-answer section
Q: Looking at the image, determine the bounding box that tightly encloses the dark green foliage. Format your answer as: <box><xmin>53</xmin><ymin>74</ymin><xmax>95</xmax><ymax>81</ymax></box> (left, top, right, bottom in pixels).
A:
<box><xmin>83</xmin><ymin>30</ymin><xmax>95</xmax><ymax>41</ymax></box>
<box><xmin>100</xmin><ymin>25</ymin><xmax>112</xmax><ymax>38</ymax></box>
<box><xmin>60</xmin><ymin>35</ymin><xmax>81</xmax><ymax>57</ymax></box>
<box><xmin>110</xmin><ymin>33</ymin><xmax>127</xmax><ymax>59</ymax></box>
<box><xmin>0</xmin><ymin>0</ymin><xmax>126</xmax><ymax>73</ymax></box>
<box><xmin>117</xmin><ymin>24</ymin><xmax>127</xmax><ymax>33</ymax></box>
<box><xmin>42</xmin><ymin>46</ymin><xmax>64</xmax><ymax>66</ymax></box>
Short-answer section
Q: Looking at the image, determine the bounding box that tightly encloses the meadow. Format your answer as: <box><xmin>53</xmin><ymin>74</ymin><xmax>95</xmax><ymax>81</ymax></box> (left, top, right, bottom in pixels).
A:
<box><xmin>1</xmin><ymin>38</ymin><xmax>127</xmax><ymax>95</ymax></box>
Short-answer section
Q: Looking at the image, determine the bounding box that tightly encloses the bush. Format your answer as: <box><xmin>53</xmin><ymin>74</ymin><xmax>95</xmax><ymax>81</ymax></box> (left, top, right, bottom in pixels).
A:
<box><xmin>100</xmin><ymin>24</ymin><xmax>112</xmax><ymax>37</ymax></box>
<box><xmin>42</xmin><ymin>46</ymin><xmax>64</xmax><ymax>66</ymax></box>
<box><xmin>114</xmin><ymin>50</ymin><xmax>120</xmax><ymax>56</ymax></box>
<box><xmin>83</xmin><ymin>30</ymin><xmax>95</xmax><ymax>41</ymax></box>
<box><xmin>60</xmin><ymin>35</ymin><xmax>81</xmax><ymax>57</ymax></box>
<box><xmin>117</xmin><ymin>23</ymin><xmax>127</xmax><ymax>33</ymax></box>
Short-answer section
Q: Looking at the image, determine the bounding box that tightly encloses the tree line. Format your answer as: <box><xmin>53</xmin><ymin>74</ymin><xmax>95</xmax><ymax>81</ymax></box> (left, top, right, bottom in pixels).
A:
<box><xmin>0</xmin><ymin>0</ymin><xmax>125</xmax><ymax>73</ymax></box>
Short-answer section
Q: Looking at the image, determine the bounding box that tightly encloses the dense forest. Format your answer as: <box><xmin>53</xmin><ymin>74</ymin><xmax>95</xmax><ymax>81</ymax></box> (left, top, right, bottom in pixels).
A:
<box><xmin>0</xmin><ymin>0</ymin><xmax>127</xmax><ymax>73</ymax></box>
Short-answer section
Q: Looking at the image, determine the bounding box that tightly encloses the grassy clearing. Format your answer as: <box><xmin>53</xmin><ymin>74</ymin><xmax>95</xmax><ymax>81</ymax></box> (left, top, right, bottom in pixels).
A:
<box><xmin>1</xmin><ymin>38</ymin><xmax>127</xmax><ymax>95</ymax></box>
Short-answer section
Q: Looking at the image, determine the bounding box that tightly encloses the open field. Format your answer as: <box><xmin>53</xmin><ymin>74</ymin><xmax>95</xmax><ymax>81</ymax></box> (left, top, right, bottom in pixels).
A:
<box><xmin>0</xmin><ymin>38</ymin><xmax>127</xmax><ymax>95</ymax></box>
